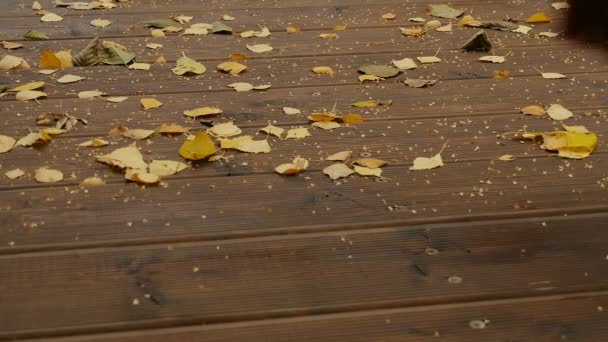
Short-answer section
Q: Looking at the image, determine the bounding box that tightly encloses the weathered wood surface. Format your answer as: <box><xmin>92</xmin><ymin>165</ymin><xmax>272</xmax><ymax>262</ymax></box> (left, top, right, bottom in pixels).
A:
<box><xmin>1</xmin><ymin>0</ymin><xmax>607</xmax><ymax>341</ymax></box>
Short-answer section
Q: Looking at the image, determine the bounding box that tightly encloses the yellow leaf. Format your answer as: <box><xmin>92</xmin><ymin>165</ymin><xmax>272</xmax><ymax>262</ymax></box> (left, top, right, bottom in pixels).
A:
<box><xmin>520</xmin><ymin>131</ymin><xmax>597</xmax><ymax>159</ymax></box>
<box><xmin>0</xmin><ymin>55</ymin><xmax>30</xmax><ymax>70</ymax></box>
<box><xmin>246</xmin><ymin>44</ymin><xmax>273</xmax><ymax>53</ymax></box>
<box><xmin>39</xmin><ymin>50</ymin><xmax>61</xmax><ymax>69</ymax></box>
<box><xmin>285</xmin><ymin>127</ymin><xmax>311</xmax><ymax>139</ymax></box>
<box><xmin>319</xmin><ymin>33</ymin><xmax>338</xmax><ymax>39</ymax></box>
<box><xmin>547</xmin><ymin>104</ymin><xmax>573</xmax><ymax>121</ymax></box>
<box><xmin>172</xmin><ymin>54</ymin><xmax>206</xmax><ymax>75</ymax></box>
<box><xmin>32</xmin><ymin>1</ymin><xmax>42</xmax><ymax>10</ymax></box>
<box><xmin>497</xmin><ymin>154</ymin><xmax>515</xmax><ymax>161</ymax></box>
<box><xmin>0</xmin><ymin>135</ymin><xmax>16</xmax><ymax>153</ymax></box>
<box><xmin>562</xmin><ymin>124</ymin><xmax>589</xmax><ymax>134</ymax></box>
<box><xmin>183</xmin><ymin>27</ymin><xmax>208</xmax><ymax>35</ymax></box>
<box><xmin>521</xmin><ymin>105</ymin><xmax>545</xmax><ymax>116</ymax></box>
<box><xmin>342</xmin><ymin>114</ymin><xmax>364</xmax><ymax>124</ymax></box>
<box><xmin>275</xmin><ymin>157</ymin><xmax>309</xmax><ymax>175</ymax></box>
<box><xmin>260</xmin><ymin>124</ymin><xmax>285</xmax><ymax>138</ymax></box>
<box><xmin>96</xmin><ymin>143</ymin><xmax>148</xmax><ymax>169</ymax></box>
<box><xmin>129</xmin><ymin>63</ymin><xmax>151</xmax><ymax>70</ymax></box>
<box><xmin>146</xmin><ymin>43</ymin><xmax>163</xmax><ymax>49</ymax></box>
<box><xmin>323</xmin><ymin>163</ymin><xmax>354</xmax><ymax>180</ymax></box>
<box><xmin>286</xmin><ymin>26</ymin><xmax>301</xmax><ymax>33</ymax></box>
<box><xmin>1</xmin><ymin>41</ymin><xmax>23</xmax><ymax>50</ymax></box>
<box><xmin>34</xmin><ymin>167</ymin><xmax>63</xmax><ymax>183</ymax></box>
<box><xmin>354</xmin><ymin>165</ymin><xmax>383</xmax><ymax>177</ymax></box>
<box><xmin>493</xmin><ymin>69</ymin><xmax>510</xmax><ymax>79</ymax></box>
<box><xmin>227</xmin><ymin>82</ymin><xmax>271</xmax><ymax>92</ymax></box>
<box><xmin>326</xmin><ymin>150</ymin><xmax>352</xmax><ymax>162</ymax></box>
<box><xmin>229</xmin><ymin>53</ymin><xmax>247</xmax><ymax>61</ymax></box>
<box><xmin>382</xmin><ymin>13</ymin><xmax>397</xmax><ymax>20</ymax></box>
<box><xmin>91</xmin><ymin>18</ymin><xmax>112</xmax><ymax>28</ymax></box>
<box><xmin>353</xmin><ymin>158</ymin><xmax>387</xmax><ymax>168</ymax></box>
<box><xmin>78</xmin><ymin>90</ymin><xmax>106</xmax><ymax>99</ymax></box>
<box><xmin>16</xmin><ymin>90</ymin><xmax>47</xmax><ymax>102</ymax></box>
<box><xmin>359</xmin><ymin>75</ymin><xmax>383</xmax><ymax>82</ymax></box>
<box><xmin>351</xmin><ymin>100</ymin><xmax>379</xmax><ymax>108</ymax></box>
<box><xmin>158</xmin><ymin>123</ymin><xmax>190</xmax><ymax>134</ymax></box>
<box><xmin>220</xmin><ymin>136</ymin><xmax>271</xmax><ymax>154</ymax></box>
<box><xmin>79</xmin><ymin>138</ymin><xmax>109</xmax><ymax>147</ymax></box>
<box><xmin>542</xmin><ymin>72</ymin><xmax>566</xmax><ymax>79</ymax></box>
<box><xmin>123</xmin><ymin>129</ymin><xmax>155</xmax><ymax>140</ymax></box>
<box><xmin>80</xmin><ymin>177</ymin><xmax>106</xmax><ymax>187</ymax></box>
<box><xmin>179</xmin><ymin>132</ymin><xmax>216</xmax><ymax>160</ymax></box>
<box><xmin>9</xmin><ymin>81</ymin><xmax>45</xmax><ymax>92</ymax></box>
<box><xmin>282</xmin><ymin>107</ymin><xmax>301</xmax><ymax>115</ymax></box>
<box><xmin>41</xmin><ymin>13</ymin><xmax>63</xmax><ymax>22</ymax></box>
<box><xmin>308</xmin><ymin>113</ymin><xmax>340</xmax><ymax>122</ymax></box>
<box><xmin>312</xmin><ymin>121</ymin><xmax>341</xmax><ymax>130</ymax></box>
<box><xmin>458</xmin><ymin>15</ymin><xmax>476</xmax><ymax>26</ymax></box>
<box><xmin>392</xmin><ymin>58</ymin><xmax>417</xmax><ymax>70</ymax></box>
<box><xmin>312</xmin><ymin>66</ymin><xmax>335</xmax><ymax>75</ymax></box>
<box><xmin>512</xmin><ymin>25</ymin><xmax>532</xmax><ymax>34</ymax></box>
<box><xmin>400</xmin><ymin>26</ymin><xmax>425</xmax><ymax>37</ymax></box>
<box><xmin>417</xmin><ymin>56</ymin><xmax>442</xmax><ymax>64</ymax></box>
<box><xmin>5</xmin><ymin>168</ymin><xmax>25</xmax><ymax>179</ymax></box>
<box><xmin>527</xmin><ymin>12</ymin><xmax>551</xmax><ymax>23</ymax></box>
<box><xmin>410</xmin><ymin>153</ymin><xmax>444</xmax><ymax>170</ymax></box>
<box><xmin>217</xmin><ymin>61</ymin><xmax>247</xmax><ymax>75</ymax></box>
<box><xmin>106</xmin><ymin>96</ymin><xmax>128</xmax><ymax>103</ymax></box>
<box><xmin>208</xmin><ymin>122</ymin><xmax>242</xmax><ymax>137</ymax></box>
<box><xmin>125</xmin><ymin>169</ymin><xmax>161</xmax><ymax>185</ymax></box>
<box><xmin>334</xmin><ymin>25</ymin><xmax>347</xmax><ymax>31</ymax></box>
<box><xmin>17</xmin><ymin>131</ymin><xmax>51</xmax><ymax>146</ymax></box>
<box><xmin>57</xmin><ymin>74</ymin><xmax>85</xmax><ymax>84</ymax></box>
<box><xmin>141</xmin><ymin>98</ymin><xmax>163</xmax><ymax>110</ymax></box>
<box><xmin>183</xmin><ymin>106</ymin><xmax>222</xmax><ymax>118</ymax></box>
<box><xmin>149</xmin><ymin>160</ymin><xmax>188</xmax><ymax>176</ymax></box>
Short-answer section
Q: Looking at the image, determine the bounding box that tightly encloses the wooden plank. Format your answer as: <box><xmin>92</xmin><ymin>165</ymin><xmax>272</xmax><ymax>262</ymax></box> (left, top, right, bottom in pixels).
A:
<box><xmin>0</xmin><ymin>2</ymin><xmax>563</xmax><ymax>40</ymax></box>
<box><xmin>1</xmin><ymin>153</ymin><xmax>608</xmax><ymax>251</ymax></box>
<box><xmin>32</xmin><ymin>292</ymin><xmax>608</xmax><ymax>342</ymax></box>
<box><xmin>2</xmin><ymin>44</ymin><xmax>605</xmax><ymax>101</ymax></box>
<box><xmin>2</xmin><ymin>212</ymin><xmax>608</xmax><ymax>338</ymax></box>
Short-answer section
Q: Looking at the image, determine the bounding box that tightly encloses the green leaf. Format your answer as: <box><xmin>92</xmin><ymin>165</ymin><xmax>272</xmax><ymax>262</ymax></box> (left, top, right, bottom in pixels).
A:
<box><xmin>211</xmin><ymin>21</ymin><xmax>233</xmax><ymax>34</ymax></box>
<box><xmin>427</xmin><ymin>4</ymin><xmax>464</xmax><ymax>19</ymax></box>
<box><xmin>103</xmin><ymin>45</ymin><xmax>135</xmax><ymax>65</ymax></box>
<box><xmin>461</xmin><ymin>30</ymin><xmax>492</xmax><ymax>52</ymax></box>
<box><xmin>0</xmin><ymin>85</ymin><xmax>6</xmax><ymax>94</ymax></box>
<box><xmin>137</xmin><ymin>19</ymin><xmax>183</xmax><ymax>28</ymax></box>
<box><xmin>357</xmin><ymin>64</ymin><xmax>400</xmax><ymax>78</ymax></box>
<box><xmin>24</xmin><ymin>30</ymin><xmax>49</xmax><ymax>41</ymax></box>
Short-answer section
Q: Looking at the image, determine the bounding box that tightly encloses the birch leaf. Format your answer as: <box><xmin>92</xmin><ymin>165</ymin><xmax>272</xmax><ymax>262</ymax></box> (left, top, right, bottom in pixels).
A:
<box><xmin>91</xmin><ymin>18</ymin><xmax>111</xmax><ymax>28</ymax></box>
<box><xmin>227</xmin><ymin>82</ymin><xmax>271</xmax><ymax>92</ymax></box>
<box><xmin>17</xmin><ymin>131</ymin><xmax>51</xmax><ymax>146</ymax></box>
<box><xmin>138</xmin><ymin>18</ymin><xmax>183</xmax><ymax>29</ymax></box>
<box><xmin>410</xmin><ymin>153</ymin><xmax>444</xmax><ymax>170</ymax></box>
<box><xmin>183</xmin><ymin>27</ymin><xmax>208</xmax><ymax>35</ymax></box>
<box><xmin>208</xmin><ymin>122</ymin><xmax>242</xmax><ymax>137</ymax></box>
<box><xmin>247</xmin><ymin>44</ymin><xmax>273</xmax><ymax>53</ymax></box>
<box><xmin>498</xmin><ymin>154</ymin><xmax>515</xmax><ymax>161</ymax></box>
<box><xmin>172</xmin><ymin>54</ymin><xmax>206</xmax><ymax>75</ymax></box>
<box><xmin>400</xmin><ymin>26</ymin><xmax>425</xmax><ymax>37</ymax></box>
<box><xmin>141</xmin><ymin>98</ymin><xmax>163</xmax><ymax>110</ymax></box>
<box><xmin>220</xmin><ymin>136</ymin><xmax>271</xmax><ymax>153</ymax></box>
<box><xmin>212</xmin><ymin>21</ymin><xmax>233</xmax><ymax>34</ymax></box>
<box><xmin>0</xmin><ymin>135</ymin><xmax>16</xmax><ymax>153</ymax></box>
<box><xmin>542</xmin><ymin>72</ymin><xmax>566</xmax><ymax>79</ymax></box>
<box><xmin>0</xmin><ymin>55</ymin><xmax>30</xmax><ymax>70</ymax></box>
<box><xmin>16</xmin><ymin>90</ymin><xmax>47</xmax><ymax>102</ymax></box>
<box><xmin>359</xmin><ymin>75</ymin><xmax>383</xmax><ymax>82</ymax></box>
<box><xmin>417</xmin><ymin>56</ymin><xmax>442</xmax><ymax>64</ymax></box>
<box><xmin>96</xmin><ymin>143</ymin><xmax>147</xmax><ymax>170</ymax></box>
<box><xmin>80</xmin><ymin>177</ymin><xmax>106</xmax><ymax>187</ymax></box>
<box><xmin>217</xmin><ymin>62</ymin><xmax>247</xmax><ymax>75</ymax></box>
<box><xmin>78</xmin><ymin>90</ymin><xmax>106</xmax><ymax>99</ymax></box>
<box><xmin>34</xmin><ymin>167</ymin><xmax>63</xmax><ymax>183</ymax></box>
<box><xmin>285</xmin><ymin>127</ymin><xmax>311</xmax><ymax>139</ymax></box>
<box><xmin>146</xmin><ymin>43</ymin><xmax>163</xmax><ymax>49</ymax></box>
<box><xmin>286</xmin><ymin>26</ymin><xmax>301</xmax><ymax>33</ymax></box>
<box><xmin>184</xmin><ymin>107</ymin><xmax>222</xmax><ymax>118</ymax></box>
<box><xmin>149</xmin><ymin>160</ymin><xmax>188</xmax><ymax>176</ymax></box>
<box><xmin>179</xmin><ymin>132</ymin><xmax>216</xmax><ymax>160</ymax></box>
<box><xmin>158</xmin><ymin>123</ymin><xmax>189</xmax><ymax>134</ymax></box>
<box><xmin>552</xmin><ymin>2</ymin><xmax>570</xmax><ymax>10</ymax></box>
<box><xmin>562</xmin><ymin>124</ymin><xmax>589</xmax><ymax>134</ymax></box>
<box><xmin>123</xmin><ymin>129</ymin><xmax>155</xmax><ymax>140</ymax></box>
<box><xmin>1</xmin><ymin>41</ymin><xmax>23</xmax><ymax>50</ymax></box>
<box><xmin>106</xmin><ymin>96</ymin><xmax>128</xmax><ymax>103</ymax></box>
<box><xmin>382</xmin><ymin>13</ymin><xmax>397</xmax><ymax>20</ymax></box>
<box><xmin>358</xmin><ymin>64</ymin><xmax>400</xmax><ymax>78</ymax></box>
<box><xmin>125</xmin><ymin>169</ymin><xmax>161</xmax><ymax>185</ymax></box>
<box><xmin>57</xmin><ymin>74</ymin><xmax>85</xmax><ymax>83</ymax></box>
<box><xmin>479</xmin><ymin>56</ymin><xmax>505</xmax><ymax>63</ymax></box>
<box><xmin>403</xmin><ymin>79</ymin><xmax>438</xmax><ymax>88</ymax></box>
<box><xmin>10</xmin><ymin>81</ymin><xmax>45</xmax><ymax>92</ymax></box>
<box><xmin>312</xmin><ymin>121</ymin><xmax>341</xmax><ymax>130</ymax></box>
<box><xmin>41</xmin><ymin>13</ymin><xmax>63</xmax><ymax>22</ymax></box>
<box><xmin>32</xmin><ymin>1</ymin><xmax>42</xmax><ymax>10</ymax></box>
<box><xmin>521</xmin><ymin>105</ymin><xmax>545</xmax><ymax>116</ymax></box>
<box><xmin>512</xmin><ymin>25</ymin><xmax>532</xmax><ymax>34</ymax></box>
<box><xmin>392</xmin><ymin>58</ymin><xmax>417</xmax><ymax>70</ymax></box>
<box><xmin>353</xmin><ymin>158</ymin><xmax>387</xmax><ymax>168</ymax></box>
<box><xmin>427</xmin><ymin>4</ymin><xmax>464</xmax><ymax>19</ymax></box>
<box><xmin>129</xmin><ymin>63</ymin><xmax>151</xmax><ymax>70</ymax></box>
<box><xmin>323</xmin><ymin>164</ymin><xmax>354</xmax><ymax>180</ymax></box>
<box><xmin>275</xmin><ymin>157</ymin><xmax>309</xmax><ymax>175</ymax></box>
<box><xmin>520</xmin><ymin>131</ymin><xmax>597</xmax><ymax>159</ymax></box>
<box><xmin>354</xmin><ymin>166</ymin><xmax>383</xmax><ymax>177</ymax></box>
<box><xmin>319</xmin><ymin>33</ymin><xmax>338</xmax><ymax>39</ymax></box>
<box><xmin>260</xmin><ymin>124</ymin><xmax>285</xmax><ymax>138</ymax></box>
<box><xmin>547</xmin><ymin>104</ymin><xmax>573</xmax><ymax>121</ymax></box>
<box><xmin>436</xmin><ymin>23</ymin><xmax>453</xmax><ymax>32</ymax></box>
<box><xmin>326</xmin><ymin>151</ymin><xmax>352</xmax><ymax>161</ymax></box>
<box><xmin>5</xmin><ymin>168</ymin><xmax>25</xmax><ymax>179</ymax></box>
<box><xmin>79</xmin><ymin>138</ymin><xmax>109</xmax><ymax>147</ymax></box>
<box><xmin>312</xmin><ymin>66</ymin><xmax>335</xmax><ymax>75</ymax></box>
<box><xmin>538</xmin><ymin>31</ymin><xmax>559</xmax><ymax>38</ymax></box>
<box><xmin>222</xmin><ymin>14</ymin><xmax>236</xmax><ymax>21</ymax></box>
<box><xmin>283</xmin><ymin>107</ymin><xmax>301</xmax><ymax>115</ymax></box>
<box><xmin>24</xmin><ymin>30</ymin><xmax>49</xmax><ymax>40</ymax></box>
<box><xmin>40</xmin><ymin>50</ymin><xmax>62</xmax><ymax>69</ymax></box>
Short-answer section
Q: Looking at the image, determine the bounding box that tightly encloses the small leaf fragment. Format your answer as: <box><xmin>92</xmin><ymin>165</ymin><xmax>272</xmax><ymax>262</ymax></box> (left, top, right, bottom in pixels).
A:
<box><xmin>40</xmin><ymin>50</ymin><xmax>62</xmax><ymax>69</ymax></box>
<box><xmin>399</xmin><ymin>26</ymin><xmax>425</xmax><ymax>37</ymax></box>
<box><xmin>212</xmin><ymin>21</ymin><xmax>233</xmax><ymax>34</ymax></box>
<box><xmin>9</xmin><ymin>81</ymin><xmax>45</xmax><ymax>92</ymax></box>
<box><xmin>24</xmin><ymin>30</ymin><xmax>49</xmax><ymax>40</ymax></box>
<box><xmin>41</xmin><ymin>13</ymin><xmax>63</xmax><ymax>22</ymax></box>
<box><xmin>512</xmin><ymin>25</ymin><xmax>532</xmax><ymax>34</ymax></box>
<box><xmin>128</xmin><ymin>63</ymin><xmax>151</xmax><ymax>70</ymax></box>
<box><xmin>286</xmin><ymin>26</ymin><xmax>301</xmax><ymax>33</ymax></box>
<box><xmin>410</xmin><ymin>153</ymin><xmax>444</xmax><ymax>170</ymax></box>
<box><xmin>479</xmin><ymin>56</ymin><xmax>505</xmax><ymax>64</ymax></box>
<box><xmin>498</xmin><ymin>154</ymin><xmax>515</xmax><ymax>161</ymax></box>
<box><xmin>353</xmin><ymin>158</ymin><xmax>387</xmax><ymax>169</ymax></box>
<box><xmin>319</xmin><ymin>33</ymin><xmax>338</xmax><ymax>39</ymax></box>
<box><xmin>1</xmin><ymin>41</ymin><xmax>23</xmax><ymax>50</ymax></box>
<box><xmin>312</xmin><ymin>121</ymin><xmax>341</xmax><ymax>130</ymax></box>
<box><xmin>123</xmin><ymin>129</ymin><xmax>155</xmax><ymax>140</ymax></box>
<box><xmin>227</xmin><ymin>82</ymin><xmax>271</xmax><ymax>92</ymax></box>
<box><xmin>158</xmin><ymin>123</ymin><xmax>189</xmax><ymax>134</ymax></box>
<box><xmin>220</xmin><ymin>136</ymin><xmax>271</xmax><ymax>154</ymax></box>
<box><xmin>382</xmin><ymin>13</ymin><xmax>397</xmax><ymax>20</ymax></box>
<box><xmin>0</xmin><ymin>55</ymin><xmax>30</xmax><ymax>70</ymax></box>
<box><xmin>80</xmin><ymin>177</ymin><xmax>106</xmax><ymax>187</ymax></box>
<box><xmin>106</xmin><ymin>96</ymin><xmax>128</xmax><ymax>103</ymax></box>
<box><xmin>403</xmin><ymin>79</ymin><xmax>438</xmax><ymax>88</ymax></box>
<box><xmin>125</xmin><ymin>169</ymin><xmax>161</xmax><ymax>185</ymax></box>
<box><xmin>552</xmin><ymin>2</ymin><xmax>570</xmax><ymax>10</ymax></box>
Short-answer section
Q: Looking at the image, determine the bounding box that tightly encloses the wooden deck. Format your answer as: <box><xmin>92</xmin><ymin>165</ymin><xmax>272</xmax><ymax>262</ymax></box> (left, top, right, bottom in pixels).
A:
<box><xmin>1</xmin><ymin>0</ymin><xmax>608</xmax><ymax>340</ymax></box>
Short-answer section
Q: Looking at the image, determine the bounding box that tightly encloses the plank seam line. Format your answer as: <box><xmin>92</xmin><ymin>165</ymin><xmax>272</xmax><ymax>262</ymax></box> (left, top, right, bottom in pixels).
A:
<box><xmin>2</xmin><ymin>205</ymin><xmax>608</xmax><ymax>257</ymax></box>
<box><xmin>5</xmin><ymin>288</ymin><xmax>608</xmax><ymax>341</ymax></box>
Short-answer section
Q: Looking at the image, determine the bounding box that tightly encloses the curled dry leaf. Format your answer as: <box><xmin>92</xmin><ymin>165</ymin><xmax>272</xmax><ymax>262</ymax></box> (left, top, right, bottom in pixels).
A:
<box><xmin>547</xmin><ymin>104</ymin><xmax>573</xmax><ymax>121</ymax></box>
<box><xmin>57</xmin><ymin>74</ymin><xmax>85</xmax><ymax>84</ymax></box>
<box><xmin>403</xmin><ymin>79</ymin><xmax>438</xmax><ymax>88</ymax></box>
<box><xmin>96</xmin><ymin>143</ymin><xmax>148</xmax><ymax>170</ymax></box>
<box><xmin>458</xmin><ymin>15</ymin><xmax>476</xmax><ymax>26</ymax></box>
<box><xmin>353</xmin><ymin>158</ymin><xmax>387</xmax><ymax>169</ymax></box>
<box><xmin>79</xmin><ymin>138</ymin><xmax>109</xmax><ymax>147</ymax></box>
<box><xmin>158</xmin><ymin>123</ymin><xmax>189</xmax><ymax>134</ymax></box>
<box><xmin>146</xmin><ymin>43</ymin><xmax>163</xmax><ymax>49</ymax></box>
<box><xmin>436</xmin><ymin>23</ymin><xmax>453</xmax><ymax>32</ymax></box>
<box><xmin>9</xmin><ymin>81</ymin><xmax>45</xmax><ymax>92</ymax></box>
<box><xmin>34</xmin><ymin>167</ymin><xmax>63</xmax><ymax>183</ymax></box>
<box><xmin>319</xmin><ymin>33</ymin><xmax>338</xmax><ymax>39</ymax></box>
<box><xmin>312</xmin><ymin>66</ymin><xmax>335</xmax><ymax>75</ymax></box>
<box><xmin>91</xmin><ymin>18</ymin><xmax>111</xmax><ymax>28</ymax></box>
<box><xmin>5</xmin><ymin>168</ymin><xmax>25</xmax><ymax>179</ymax></box>
<box><xmin>493</xmin><ymin>69</ymin><xmax>510</xmax><ymax>79</ymax></box>
<box><xmin>392</xmin><ymin>58</ymin><xmax>417</xmax><ymax>70</ymax></box>
<box><xmin>80</xmin><ymin>177</ymin><xmax>106</xmax><ymax>187</ymax></box>
<box><xmin>179</xmin><ymin>132</ymin><xmax>216</xmax><ymax>160</ymax></box>
<box><xmin>125</xmin><ymin>169</ymin><xmax>161</xmax><ymax>185</ymax></box>
<box><xmin>183</xmin><ymin>106</ymin><xmax>222</xmax><ymax>118</ymax></box>
<box><xmin>323</xmin><ymin>163</ymin><xmax>354</xmax><ymax>180</ymax></box>
<box><xmin>283</xmin><ymin>107</ymin><xmax>301</xmax><ymax>115</ymax></box>
<box><xmin>275</xmin><ymin>157</ymin><xmax>309</xmax><ymax>175</ymax></box>
<box><xmin>461</xmin><ymin>30</ymin><xmax>492</xmax><ymax>52</ymax></box>
<box><xmin>208</xmin><ymin>121</ymin><xmax>242</xmax><ymax>137</ymax></box>
<box><xmin>78</xmin><ymin>90</ymin><xmax>106</xmax><ymax>99</ymax></box>
<box><xmin>123</xmin><ymin>129</ymin><xmax>155</xmax><ymax>140</ymax></box>
<box><xmin>521</xmin><ymin>105</ymin><xmax>545</xmax><ymax>116</ymax></box>
<box><xmin>217</xmin><ymin>61</ymin><xmax>247</xmax><ymax>75</ymax></box>
<box><xmin>0</xmin><ymin>55</ymin><xmax>30</xmax><ymax>70</ymax></box>
<box><xmin>240</xmin><ymin>27</ymin><xmax>270</xmax><ymax>38</ymax></box>
<box><xmin>498</xmin><ymin>154</ymin><xmax>515</xmax><ymax>161</ymax></box>
<box><xmin>220</xmin><ymin>136</ymin><xmax>271</xmax><ymax>153</ymax></box>
<box><xmin>149</xmin><ymin>160</ymin><xmax>188</xmax><ymax>176</ymax></box>
<box><xmin>424</xmin><ymin>20</ymin><xmax>442</xmax><ymax>29</ymax></box>
<box><xmin>16</xmin><ymin>90</ymin><xmax>47</xmax><ymax>102</ymax></box>
<box><xmin>285</xmin><ymin>127</ymin><xmax>311</xmax><ymax>139</ymax></box>
<box><xmin>359</xmin><ymin>75</ymin><xmax>383</xmax><ymax>82</ymax></box>
<box><xmin>354</xmin><ymin>166</ymin><xmax>382</xmax><ymax>177</ymax></box>
<box><xmin>326</xmin><ymin>150</ymin><xmax>352</xmax><ymax>162</ymax></box>
<box><xmin>260</xmin><ymin>124</ymin><xmax>285</xmax><ymax>138</ymax></box>
<box><xmin>479</xmin><ymin>56</ymin><xmax>505</xmax><ymax>64</ymax></box>
<box><xmin>247</xmin><ymin>44</ymin><xmax>273</xmax><ymax>53</ymax></box>
<box><xmin>141</xmin><ymin>98</ymin><xmax>163</xmax><ymax>109</ymax></box>
<box><xmin>538</xmin><ymin>31</ymin><xmax>559</xmax><ymax>38</ymax></box>
<box><xmin>0</xmin><ymin>135</ymin><xmax>17</xmax><ymax>153</ymax></box>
